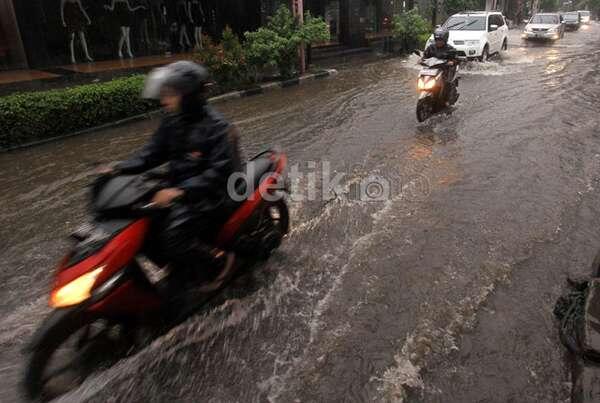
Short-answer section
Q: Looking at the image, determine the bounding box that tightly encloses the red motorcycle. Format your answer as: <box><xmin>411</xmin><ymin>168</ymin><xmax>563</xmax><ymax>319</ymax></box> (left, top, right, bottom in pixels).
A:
<box><xmin>23</xmin><ymin>150</ymin><xmax>289</xmax><ymax>400</ymax></box>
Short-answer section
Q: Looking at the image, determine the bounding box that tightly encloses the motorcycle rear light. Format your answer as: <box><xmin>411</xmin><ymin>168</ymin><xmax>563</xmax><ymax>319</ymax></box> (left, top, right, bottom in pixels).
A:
<box><xmin>50</xmin><ymin>267</ymin><xmax>104</xmax><ymax>308</ymax></box>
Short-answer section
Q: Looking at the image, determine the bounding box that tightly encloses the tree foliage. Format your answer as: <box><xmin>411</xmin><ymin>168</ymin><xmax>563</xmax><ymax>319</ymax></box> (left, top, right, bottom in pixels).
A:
<box><xmin>443</xmin><ymin>0</ymin><xmax>485</xmax><ymax>15</ymax></box>
<box><xmin>393</xmin><ymin>9</ymin><xmax>432</xmax><ymax>51</ymax></box>
<box><xmin>195</xmin><ymin>27</ymin><xmax>251</xmax><ymax>91</ymax></box>
<box><xmin>245</xmin><ymin>5</ymin><xmax>330</xmax><ymax>79</ymax></box>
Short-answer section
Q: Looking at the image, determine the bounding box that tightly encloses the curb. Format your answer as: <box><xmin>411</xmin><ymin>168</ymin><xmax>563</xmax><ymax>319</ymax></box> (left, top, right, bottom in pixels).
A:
<box><xmin>208</xmin><ymin>69</ymin><xmax>338</xmax><ymax>104</ymax></box>
<box><xmin>2</xmin><ymin>69</ymin><xmax>338</xmax><ymax>153</ymax></box>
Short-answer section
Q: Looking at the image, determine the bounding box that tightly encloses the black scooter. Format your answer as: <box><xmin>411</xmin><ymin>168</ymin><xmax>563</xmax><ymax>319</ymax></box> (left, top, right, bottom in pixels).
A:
<box><xmin>415</xmin><ymin>54</ymin><xmax>461</xmax><ymax>122</ymax></box>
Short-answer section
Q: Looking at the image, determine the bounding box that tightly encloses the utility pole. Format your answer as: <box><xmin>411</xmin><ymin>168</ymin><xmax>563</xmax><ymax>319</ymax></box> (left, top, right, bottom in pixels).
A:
<box><xmin>292</xmin><ymin>0</ymin><xmax>306</xmax><ymax>74</ymax></box>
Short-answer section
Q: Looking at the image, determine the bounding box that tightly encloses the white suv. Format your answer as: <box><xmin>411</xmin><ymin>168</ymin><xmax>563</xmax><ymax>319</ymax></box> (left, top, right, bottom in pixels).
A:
<box><xmin>426</xmin><ymin>11</ymin><xmax>509</xmax><ymax>61</ymax></box>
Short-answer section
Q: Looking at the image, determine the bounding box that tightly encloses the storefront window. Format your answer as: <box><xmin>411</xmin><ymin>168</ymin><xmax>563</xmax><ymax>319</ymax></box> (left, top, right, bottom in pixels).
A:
<box><xmin>0</xmin><ymin>0</ymin><xmax>27</xmax><ymax>70</ymax></box>
<box><xmin>5</xmin><ymin>0</ymin><xmax>260</xmax><ymax>69</ymax></box>
<box><xmin>325</xmin><ymin>0</ymin><xmax>340</xmax><ymax>41</ymax></box>
<box><xmin>363</xmin><ymin>0</ymin><xmax>384</xmax><ymax>33</ymax></box>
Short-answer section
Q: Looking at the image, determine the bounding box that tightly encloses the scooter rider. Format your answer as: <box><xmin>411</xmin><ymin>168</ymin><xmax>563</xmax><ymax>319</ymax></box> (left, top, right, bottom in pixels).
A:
<box><xmin>100</xmin><ymin>61</ymin><xmax>241</xmax><ymax>289</ymax></box>
<box><xmin>423</xmin><ymin>27</ymin><xmax>457</xmax><ymax>61</ymax></box>
<box><xmin>423</xmin><ymin>27</ymin><xmax>458</xmax><ymax>102</ymax></box>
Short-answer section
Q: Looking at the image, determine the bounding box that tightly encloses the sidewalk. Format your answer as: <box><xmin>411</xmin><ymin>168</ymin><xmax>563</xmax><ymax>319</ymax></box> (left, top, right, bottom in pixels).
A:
<box><xmin>0</xmin><ymin>53</ymin><xmax>194</xmax><ymax>96</ymax></box>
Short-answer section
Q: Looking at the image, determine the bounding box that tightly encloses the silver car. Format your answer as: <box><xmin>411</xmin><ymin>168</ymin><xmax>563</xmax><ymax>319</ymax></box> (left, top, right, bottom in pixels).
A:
<box><xmin>522</xmin><ymin>13</ymin><xmax>565</xmax><ymax>41</ymax></box>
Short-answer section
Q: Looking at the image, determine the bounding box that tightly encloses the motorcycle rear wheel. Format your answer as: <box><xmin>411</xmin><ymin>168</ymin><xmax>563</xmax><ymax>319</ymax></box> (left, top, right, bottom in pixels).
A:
<box><xmin>448</xmin><ymin>84</ymin><xmax>459</xmax><ymax>106</ymax></box>
<box><xmin>257</xmin><ymin>199</ymin><xmax>290</xmax><ymax>259</ymax></box>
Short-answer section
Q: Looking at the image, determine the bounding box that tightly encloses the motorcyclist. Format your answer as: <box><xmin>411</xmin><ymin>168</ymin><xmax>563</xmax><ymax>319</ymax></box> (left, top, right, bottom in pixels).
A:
<box><xmin>422</xmin><ymin>27</ymin><xmax>458</xmax><ymax>105</ymax></box>
<box><xmin>100</xmin><ymin>61</ymin><xmax>241</xmax><ymax>291</ymax></box>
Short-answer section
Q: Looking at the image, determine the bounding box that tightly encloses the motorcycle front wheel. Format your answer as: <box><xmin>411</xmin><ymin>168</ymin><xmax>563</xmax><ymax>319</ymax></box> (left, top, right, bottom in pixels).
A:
<box><xmin>416</xmin><ymin>98</ymin><xmax>434</xmax><ymax>122</ymax></box>
<box><xmin>23</xmin><ymin>312</ymin><xmax>129</xmax><ymax>401</ymax></box>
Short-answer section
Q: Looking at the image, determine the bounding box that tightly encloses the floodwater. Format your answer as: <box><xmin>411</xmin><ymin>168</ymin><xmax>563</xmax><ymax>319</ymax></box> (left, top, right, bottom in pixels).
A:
<box><xmin>2</xmin><ymin>26</ymin><xmax>600</xmax><ymax>402</ymax></box>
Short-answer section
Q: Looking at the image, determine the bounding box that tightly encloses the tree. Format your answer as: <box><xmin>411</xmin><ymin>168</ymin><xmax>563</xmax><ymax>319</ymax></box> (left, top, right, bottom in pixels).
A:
<box><xmin>444</xmin><ymin>0</ymin><xmax>485</xmax><ymax>14</ymax></box>
<box><xmin>245</xmin><ymin>5</ymin><xmax>329</xmax><ymax>79</ymax></box>
<box><xmin>393</xmin><ymin>9</ymin><xmax>432</xmax><ymax>51</ymax></box>
<box><xmin>539</xmin><ymin>0</ymin><xmax>560</xmax><ymax>11</ymax></box>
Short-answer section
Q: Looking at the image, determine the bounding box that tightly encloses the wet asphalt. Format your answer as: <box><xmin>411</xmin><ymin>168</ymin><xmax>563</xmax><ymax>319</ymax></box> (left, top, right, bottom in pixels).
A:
<box><xmin>2</xmin><ymin>25</ymin><xmax>600</xmax><ymax>402</ymax></box>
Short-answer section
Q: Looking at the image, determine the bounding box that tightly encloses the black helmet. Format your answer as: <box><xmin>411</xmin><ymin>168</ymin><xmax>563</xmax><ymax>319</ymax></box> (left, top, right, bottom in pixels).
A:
<box><xmin>433</xmin><ymin>27</ymin><xmax>449</xmax><ymax>44</ymax></box>
<box><xmin>142</xmin><ymin>60</ymin><xmax>210</xmax><ymax>100</ymax></box>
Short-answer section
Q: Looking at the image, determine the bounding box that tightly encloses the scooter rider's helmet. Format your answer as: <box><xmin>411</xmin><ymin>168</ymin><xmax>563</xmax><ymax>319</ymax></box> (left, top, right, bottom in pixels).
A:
<box><xmin>142</xmin><ymin>60</ymin><xmax>211</xmax><ymax>117</ymax></box>
<box><xmin>433</xmin><ymin>27</ymin><xmax>449</xmax><ymax>46</ymax></box>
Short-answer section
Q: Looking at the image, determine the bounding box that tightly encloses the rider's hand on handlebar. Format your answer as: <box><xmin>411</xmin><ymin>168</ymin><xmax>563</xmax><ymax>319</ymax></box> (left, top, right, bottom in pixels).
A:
<box><xmin>95</xmin><ymin>163</ymin><xmax>117</xmax><ymax>176</ymax></box>
<box><xmin>152</xmin><ymin>188</ymin><xmax>184</xmax><ymax>208</ymax></box>
<box><xmin>448</xmin><ymin>60</ymin><xmax>455</xmax><ymax>66</ymax></box>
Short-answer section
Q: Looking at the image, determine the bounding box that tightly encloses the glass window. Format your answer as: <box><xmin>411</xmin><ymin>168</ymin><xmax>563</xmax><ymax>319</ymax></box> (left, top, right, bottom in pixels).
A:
<box><xmin>531</xmin><ymin>14</ymin><xmax>560</xmax><ymax>24</ymax></box>
<box><xmin>443</xmin><ymin>16</ymin><xmax>487</xmax><ymax>31</ymax></box>
<box><xmin>563</xmin><ymin>13</ymin><xmax>579</xmax><ymax>22</ymax></box>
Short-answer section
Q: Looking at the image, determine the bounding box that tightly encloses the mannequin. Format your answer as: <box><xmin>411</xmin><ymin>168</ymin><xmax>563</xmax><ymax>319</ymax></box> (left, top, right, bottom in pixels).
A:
<box><xmin>176</xmin><ymin>0</ymin><xmax>192</xmax><ymax>51</ymax></box>
<box><xmin>61</xmin><ymin>0</ymin><xmax>93</xmax><ymax>64</ymax></box>
<box><xmin>189</xmin><ymin>0</ymin><xmax>204</xmax><ymax>49</ymax></box>
<box><xmin>104</xmin><ymin>0</ymin><xmax>146</xmax><ymax>58</ymax></box>
<box><xmin>137</xmin><ymin>0</ymin><xmax>152</xmax><ymax>53</ymax></box>
<box><xmin>157</xmin><ymin>1</ymin><xmax>169</xmax><ymax>49</ymax></box>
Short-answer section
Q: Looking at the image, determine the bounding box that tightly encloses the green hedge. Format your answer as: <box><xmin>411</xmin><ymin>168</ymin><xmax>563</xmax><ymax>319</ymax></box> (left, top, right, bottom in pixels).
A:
<box><xmin>0</xmin><ymin>75</ymin><xmax>157</xmax><ymax>150</ymax></box>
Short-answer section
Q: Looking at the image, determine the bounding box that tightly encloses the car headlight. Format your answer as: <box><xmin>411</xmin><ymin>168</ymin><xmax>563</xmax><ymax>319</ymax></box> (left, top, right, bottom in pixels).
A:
<box><xmin>465</xmin><ymin>40</ymin><xmax>480</xmax><ymax>46</ymax></box>
<box><xmin>50</xmin><ymin>267</ymin><xmax>104</xmax><ymax>308</ymax></box>
<box><xmin>548</xmin><ymin>27</ymin><xmax>557</xmax><ymax>32</ymax></box>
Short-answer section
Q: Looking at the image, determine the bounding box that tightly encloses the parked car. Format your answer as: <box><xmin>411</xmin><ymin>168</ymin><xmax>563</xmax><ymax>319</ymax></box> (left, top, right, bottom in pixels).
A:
<box><xmin>522</xmin><ymin>13</ymin><xmax>565</xmax><ymax>40</ymax></box>
<box><xmin>578</xmin><ymin>10</ymin><xmax>591</xmax><ymax>24</ymax></box>
<box><xmin>563</xmin><ymin>12</ymin><xmax>581</xmax><ymax>31</ymax></box>
<box><xmin>425</xmin><ymin>11</ymin><xmax>509</xmax><ymax>61</ymax></box>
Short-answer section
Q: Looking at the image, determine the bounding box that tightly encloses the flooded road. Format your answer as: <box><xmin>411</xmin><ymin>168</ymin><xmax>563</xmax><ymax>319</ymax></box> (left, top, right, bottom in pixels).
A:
<box><xmin>3</xmin><ymin>25</ymin><xmax>600</xmax><ymax>402</ymax></box>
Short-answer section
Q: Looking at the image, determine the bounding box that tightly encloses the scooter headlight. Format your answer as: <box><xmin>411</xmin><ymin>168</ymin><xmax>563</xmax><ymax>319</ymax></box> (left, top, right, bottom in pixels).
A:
<box><xmin>418</xmin><ymin>76</ymin><xmax>437</xmax><ymax>90</ymax></box>
<box><xmin>50</xmin><ymin>267</ymin><xmax>104</xmax><ymax>308</ymax></box>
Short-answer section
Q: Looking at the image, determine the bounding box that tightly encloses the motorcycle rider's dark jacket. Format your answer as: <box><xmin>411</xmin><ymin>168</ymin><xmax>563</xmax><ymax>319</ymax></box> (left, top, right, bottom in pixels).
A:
<box><xmin>117</xmin><ymin>105</ymin><xmax>241</xmax><ymax>212</ymax></box>
<box><xmin>423</xmin><ymin>43</ymin><xmax>457</xmax><ymax>61</ymax></box>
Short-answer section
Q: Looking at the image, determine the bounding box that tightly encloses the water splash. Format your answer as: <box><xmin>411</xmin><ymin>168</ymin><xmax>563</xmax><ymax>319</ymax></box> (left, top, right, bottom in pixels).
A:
<box><xmin>375</xmin><ymin>262</ymin><xmax>512</xmax><ymax>402</ymax></box>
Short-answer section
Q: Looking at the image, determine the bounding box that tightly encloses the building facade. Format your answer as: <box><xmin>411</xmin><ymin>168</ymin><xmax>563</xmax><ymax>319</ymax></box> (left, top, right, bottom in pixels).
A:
<box><xmin>0</xmin><ymin>0</ymin><xmax>397</xmax><ymax>71</ymax></box>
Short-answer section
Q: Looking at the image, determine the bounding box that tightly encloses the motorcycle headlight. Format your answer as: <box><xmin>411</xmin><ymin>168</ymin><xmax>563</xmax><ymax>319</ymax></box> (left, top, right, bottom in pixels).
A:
<box><xmin>418</xmin><ymin>77</ymin><xmax>437</xmax><ymax>90</ymax></box>
<box><xmin>50</xmin><ymin>267</ymin><xmax>104</xmax><ymax>308</ymax></box>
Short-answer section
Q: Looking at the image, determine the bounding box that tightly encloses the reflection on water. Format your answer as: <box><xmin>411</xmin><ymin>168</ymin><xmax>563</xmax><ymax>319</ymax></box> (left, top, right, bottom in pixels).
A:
<box><xmin>1</xmin><ymin>25</ymin><xmax>600</xmax><ymax>403</ymax></box>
